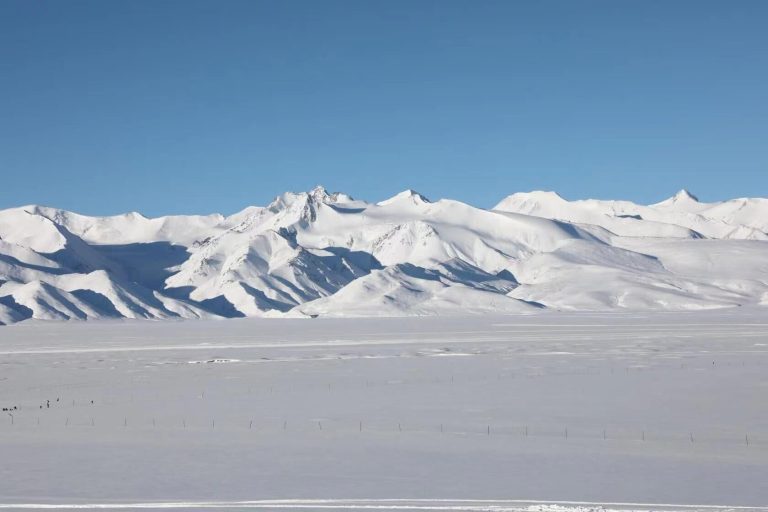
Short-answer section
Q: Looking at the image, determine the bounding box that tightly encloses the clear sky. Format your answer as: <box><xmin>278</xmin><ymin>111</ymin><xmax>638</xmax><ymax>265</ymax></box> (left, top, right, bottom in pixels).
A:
<box><xmin>1</xmin><ymin>0</ymin><xmax>767</xmax><ymax>216</ymax></box>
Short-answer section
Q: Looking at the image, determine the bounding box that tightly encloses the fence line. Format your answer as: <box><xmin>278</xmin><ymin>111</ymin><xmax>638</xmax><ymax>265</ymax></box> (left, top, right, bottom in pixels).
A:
<box><xmin>2</xmin><ymin>414</ymin><xmax>764</xmax><ymax>449</ymax></box>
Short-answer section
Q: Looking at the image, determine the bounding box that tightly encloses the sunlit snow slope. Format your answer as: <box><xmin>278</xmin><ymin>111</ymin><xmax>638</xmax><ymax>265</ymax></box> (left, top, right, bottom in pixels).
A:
<box><xmin>1</xmin><ymin>187</ymin><xmax>766</xmax><ymax>323</ymax></box>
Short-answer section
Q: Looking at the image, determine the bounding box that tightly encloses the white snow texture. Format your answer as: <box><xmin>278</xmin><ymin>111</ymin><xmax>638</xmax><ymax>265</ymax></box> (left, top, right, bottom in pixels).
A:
<box><xmin>1</xmin><ymin>187</ymin><xmax>767</xmax><ymax>324</ymax></box>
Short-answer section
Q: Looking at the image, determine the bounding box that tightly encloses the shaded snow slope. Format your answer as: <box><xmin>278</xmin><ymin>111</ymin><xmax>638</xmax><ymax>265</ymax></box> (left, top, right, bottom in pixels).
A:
<box><xmin>1</xmin><ymin>187</ymin><xmax>767</xmax><ymax>323</ymax></box>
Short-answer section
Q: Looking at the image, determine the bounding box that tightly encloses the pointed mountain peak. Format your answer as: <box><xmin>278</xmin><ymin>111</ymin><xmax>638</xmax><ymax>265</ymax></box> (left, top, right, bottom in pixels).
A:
<box><xmin>672</xmin><ymin>189</ymin><xmax>699</xmax><ymax>203</ymax></box>
<box><xmin>269</xmin><ymin>186</ymin><xmax>354</xmax><ymax>212</ymax></box>
<box><xmin>651</xmin><ymin>189</ymin><xmax>701</xmax><ymax>209</ymax></box>
<box><xmin>309</xmin><ymin>185</ymin><xmax>330</xmax><ymax>200</ymax></box>
<box><xmin>309</xmin><ymin>185</ymin><xmax>355</xmax><ymax>204</ymax></box>
<box><xmin>377</xmin><ymin>189</ymin><xmax>431</xmax><ymax>206</ymax></box>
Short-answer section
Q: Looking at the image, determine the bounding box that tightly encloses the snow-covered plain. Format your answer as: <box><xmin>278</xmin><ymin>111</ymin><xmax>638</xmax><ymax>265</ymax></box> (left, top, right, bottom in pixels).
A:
<box><xmin>2</xmin><ymin>187</ymin><xmax>768</xmax><ymax>324</ymax></box>
<box><xmin>1</xmin><ymin>310</ymin><xmax>767</xmax><ymax>510</ymax></box>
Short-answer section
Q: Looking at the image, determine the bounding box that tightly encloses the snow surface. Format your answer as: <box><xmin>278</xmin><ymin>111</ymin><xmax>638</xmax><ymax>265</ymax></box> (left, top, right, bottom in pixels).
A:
<box><xmin>1</xmin><ymin>187</ymin><xmax>768</xmax><ymax>324</ymax></box>
<box><xmin>0</xmin><ymin>311</ymin><xmax>767</xmax><ymax>509</ymax></box>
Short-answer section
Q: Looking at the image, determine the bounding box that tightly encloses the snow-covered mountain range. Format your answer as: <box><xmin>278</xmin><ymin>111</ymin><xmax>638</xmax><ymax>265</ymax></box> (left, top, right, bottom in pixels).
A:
<box><xmin>1</xmin><ymin>187</ymin><xmax>767</xmax><ymax>324</ymax></box>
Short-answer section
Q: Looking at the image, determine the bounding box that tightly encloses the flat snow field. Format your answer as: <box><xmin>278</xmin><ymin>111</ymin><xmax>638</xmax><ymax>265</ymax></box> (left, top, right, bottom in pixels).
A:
<box><xmin>1</xmin><ymin>310</ymin><xmax>767</xmax><ymax>511</ymax></box>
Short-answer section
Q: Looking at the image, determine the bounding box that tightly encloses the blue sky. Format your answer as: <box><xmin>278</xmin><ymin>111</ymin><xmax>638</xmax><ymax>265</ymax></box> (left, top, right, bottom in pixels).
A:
<box><xmin>1</xmin><ymin>0</ymin><xmax>767</xmax><ymax>216</ymax></box>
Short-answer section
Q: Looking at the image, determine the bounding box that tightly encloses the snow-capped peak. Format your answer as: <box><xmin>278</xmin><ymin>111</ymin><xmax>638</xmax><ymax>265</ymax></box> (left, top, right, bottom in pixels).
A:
<box><xmin>377</xmin><ymin>189</ymin><xmax>431</xmax><ymax>206</ymax></box>
<box><xmin>492</xmin><ymin>191</ymin><xmax>566</xmax><ymax>216</ymax></box>
<box><xmin>658</xmin><ymin>189</ymin><xmax>699</xmax><ymax>206</ymax></box>
<box><xmin>309</xmin><ymin>185</ymin><xmax>331</xmax><ymax>201</ymax></box>
<box><xmin>2</xmin><ymin>187</ymin><xmax>768</xmax><ymax>325</ymax></box>
<box><xmin>305</xmin><ymin>185</ymin><xmax>355</xmax><ymax>204</ymax></box>
<box><xmin>523</xmin><ymin>190</ymin><xmax>565</xmax><ymax>200</ymax></box>
<box><xmin>269</xmin><ymin>186</ymin><xmax>354</xmax><ymax>211</ymax></box>
<box><xmin>676</xmin><ymin>189</ymin><xmax>698</xmax><ymax>202</ymax></box>
<box><xmin>650</xmin><ymin>189</ymin><xmax>704</xmax><ymax>212</ymax></box>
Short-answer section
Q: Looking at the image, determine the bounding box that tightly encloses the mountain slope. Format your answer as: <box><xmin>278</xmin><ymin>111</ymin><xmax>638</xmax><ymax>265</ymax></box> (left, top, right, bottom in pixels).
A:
<box><xmin>1</xmin><ymin>187</ymin><xmax>767</xmax><ymax>324</ymax></box>
<box><xmin>494</xmin><ymin>190</ymin><xmax>768</xmax><ymax>240</ymax></box>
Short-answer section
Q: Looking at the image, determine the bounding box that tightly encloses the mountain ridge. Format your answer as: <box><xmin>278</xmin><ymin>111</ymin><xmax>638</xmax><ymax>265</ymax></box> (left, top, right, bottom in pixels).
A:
<box><xmin>1</xmin><ymin>188</ymin><xmax>767</xmax><ymax>324</ymax></box>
